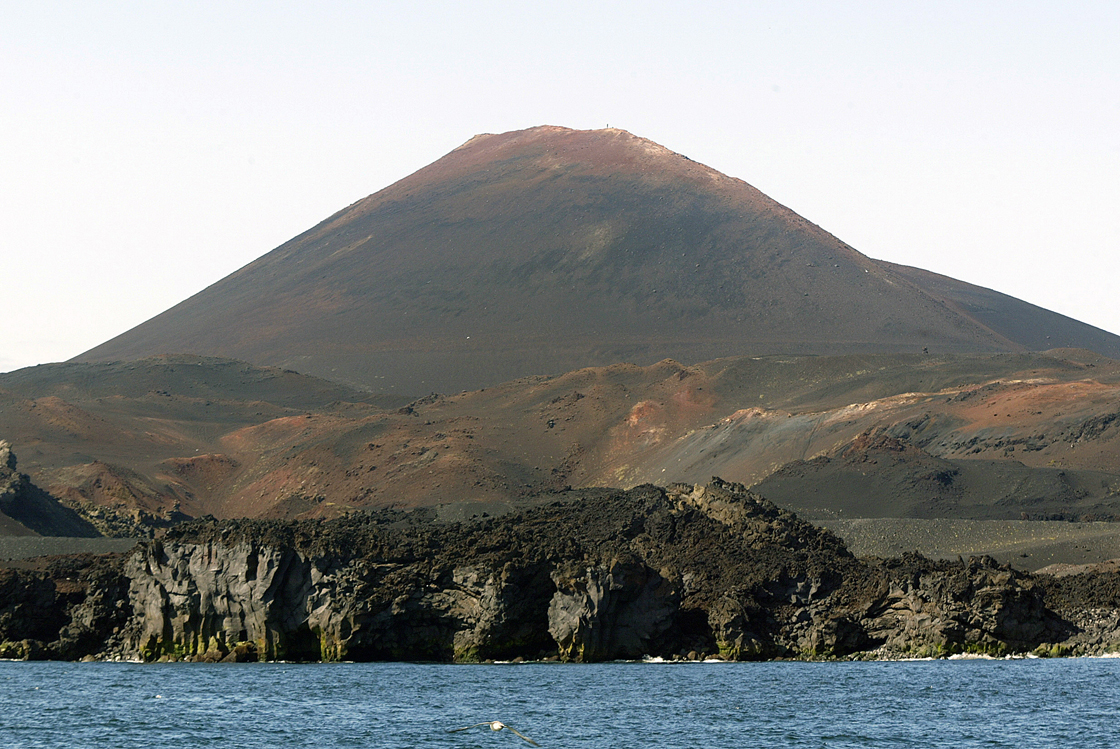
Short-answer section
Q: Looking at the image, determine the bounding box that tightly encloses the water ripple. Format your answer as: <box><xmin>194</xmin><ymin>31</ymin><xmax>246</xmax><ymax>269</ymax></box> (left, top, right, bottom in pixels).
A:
<box><xmin>2</xmin><ymin>659</ymin><xmax>1119</xmax><ymax>748</ymax></box>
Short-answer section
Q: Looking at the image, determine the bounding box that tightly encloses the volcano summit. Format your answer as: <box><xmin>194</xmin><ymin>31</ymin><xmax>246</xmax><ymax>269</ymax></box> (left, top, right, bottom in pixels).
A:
<box><xmin>78</xmin><ymin>126</ymin><xmax>1120</xmax><ymax>394</ymax></box>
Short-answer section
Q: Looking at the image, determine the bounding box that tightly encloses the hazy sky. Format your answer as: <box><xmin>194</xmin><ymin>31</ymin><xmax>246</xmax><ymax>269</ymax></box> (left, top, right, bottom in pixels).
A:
<box><xmin>3</xmin><ymin>1</ymin><xmax>1118</xmax><ymax>373</ymax></box>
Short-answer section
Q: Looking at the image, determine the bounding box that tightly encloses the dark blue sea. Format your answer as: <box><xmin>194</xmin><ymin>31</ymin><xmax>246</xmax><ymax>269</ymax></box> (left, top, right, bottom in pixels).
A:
<box><xmin>2</xmin><ymin>658</ymin><xmax>1118</xmax><ymax>748</ymax></box>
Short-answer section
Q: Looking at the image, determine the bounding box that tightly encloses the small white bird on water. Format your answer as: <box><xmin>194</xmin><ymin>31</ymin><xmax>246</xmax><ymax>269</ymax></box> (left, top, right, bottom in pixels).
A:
<box><xmin>447</xmin><ymin>721</ymin><xmax>540</xmax><ymax>746</ymax></box>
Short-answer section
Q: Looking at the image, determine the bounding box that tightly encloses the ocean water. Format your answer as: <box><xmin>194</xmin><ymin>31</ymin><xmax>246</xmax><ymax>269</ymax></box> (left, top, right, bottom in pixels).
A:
<box><xmin>2</xmin><ymin>658</ymin><xmax>1118</xmax><ymax>748</ymax></box>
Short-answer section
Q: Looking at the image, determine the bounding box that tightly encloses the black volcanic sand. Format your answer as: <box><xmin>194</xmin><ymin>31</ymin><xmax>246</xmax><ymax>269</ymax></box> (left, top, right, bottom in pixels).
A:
<box><xmin>754</xmin><ymin>454</ymin><xmax>1120</xmax><ymax>523</ymax></box>
<box><xmin>0</xmin><ymin>355</ymin><xmax>402</xmax><ymax>410</ymax></box>
<box><xmin>815</xmin><ymin>518</ymin><xmax>1120</xmax><ymax>573</ymax></box>
<box><xmin>0</xmin><ymin>537</ymin><xmax>140</xmax><ymax>562</ymax></box>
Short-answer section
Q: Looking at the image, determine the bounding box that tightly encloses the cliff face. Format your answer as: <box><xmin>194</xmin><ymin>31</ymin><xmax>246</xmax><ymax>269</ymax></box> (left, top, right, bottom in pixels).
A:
<box><xmin>122</xmin><ymin>538</ymin><xmax>558</xmax><ymax>662</ymax></box>
<box><xmin>549</xmin><ymin>561</ymin><xmax>679</xmax><ymax>662</ymax></box>
<box><xmin>113</xmin><ymin>480</ymin><xmax>859</xmax><ymax>662</ymax></box>
<box><xmin>2</xmin><ymin>480</ymin><xmax>1117</xmax><ymax>662</ymax></box>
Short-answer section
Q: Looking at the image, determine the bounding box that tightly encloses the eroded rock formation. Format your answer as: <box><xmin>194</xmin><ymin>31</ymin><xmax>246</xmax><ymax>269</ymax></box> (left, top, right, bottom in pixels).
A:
<box><xmin>0</xmin><ymin>441</ymin><xmax>100</xmax><ymax>538</ymax></box>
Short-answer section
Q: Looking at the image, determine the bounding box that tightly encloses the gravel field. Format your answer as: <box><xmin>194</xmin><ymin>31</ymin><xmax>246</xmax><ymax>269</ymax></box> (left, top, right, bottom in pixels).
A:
<box><xmin>816</xmin><ymin>517</ymin><xmax>1120</xmax><ymax>572</ymax></box>
<box><xmin>0</xmin><ymin>537</ymin><xmax>140</xmax><ymax>562</ymax></box>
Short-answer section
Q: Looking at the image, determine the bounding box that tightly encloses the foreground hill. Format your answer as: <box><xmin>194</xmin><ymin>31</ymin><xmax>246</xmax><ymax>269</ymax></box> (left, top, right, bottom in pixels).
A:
<box><xmin>2</xmin><ymin>350</ymin><xmax>1119</xmax><ymax>569</ymax></box>
<box><xmin>76</xmin><ymin>126</ymin><xmax>1120</xmax><ymax>394</ymax></box>
<box><xmin>0</xmin><ymin>356</ymin><xmax>399</xmax><ymax>533</ymax></box>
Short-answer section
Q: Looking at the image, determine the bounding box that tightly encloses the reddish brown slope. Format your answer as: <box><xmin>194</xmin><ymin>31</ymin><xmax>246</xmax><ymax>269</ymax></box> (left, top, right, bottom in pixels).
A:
<box><xmin>0</xmin><ymin>356</ymin><xmax>397</xmax><ymax>531</ymax></box>
<box><xmin>6</xmin><ymin>351</ymin><xmax>1120</xmax><ymax>528</ymax></box>
<box><xmin>76</xmin><ymin>126</ymin><xmax>1120</xmax><ymax>395</ymax></box>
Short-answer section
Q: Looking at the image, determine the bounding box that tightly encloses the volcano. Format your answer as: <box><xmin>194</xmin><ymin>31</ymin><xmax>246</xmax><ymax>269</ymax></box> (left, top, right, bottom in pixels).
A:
<box><xmin>77</xmin><ymin>126</ymin><xmax>1120</xmax><ymax>394</ymax></box>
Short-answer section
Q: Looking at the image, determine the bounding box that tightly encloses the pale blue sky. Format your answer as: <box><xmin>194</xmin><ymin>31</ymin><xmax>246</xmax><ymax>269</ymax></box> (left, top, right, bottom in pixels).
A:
<box><xmin>3</xmin><ymin>1</ymin><xmax>1118</xmax><ymax>372</ymax></box>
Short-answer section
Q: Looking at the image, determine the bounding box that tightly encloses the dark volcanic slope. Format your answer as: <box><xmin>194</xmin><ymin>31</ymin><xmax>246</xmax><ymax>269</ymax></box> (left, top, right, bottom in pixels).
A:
<box><xmin>882</xmin><ymin>262</ymin><xmax>1120</xmax><ymax>356</ymax></box>
<box><xmin>77</xmin><ymin>126</ymin><xmax>1120</xmax><ymax>394</ymax></box>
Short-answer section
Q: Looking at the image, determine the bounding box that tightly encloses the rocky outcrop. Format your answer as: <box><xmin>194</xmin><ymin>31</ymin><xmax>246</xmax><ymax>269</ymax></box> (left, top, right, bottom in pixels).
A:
<box><xmin>2</xmin><ymin>479</ymin><xmax>1120</xmax><ymax>661</ymax></box>
<box><xmin>0</xmin><ymin>553</ymin><xmax>130</xmax><ymax>660</ymax></box>
<box><xmin>126</xmin><ymin>540</ymin><xmax>302</xmax><ymax>661</ymax></box>
<box><xmin>1032</xmin><ymin>568</ymin><xmax>1120</xmax><ymax>656</ymax></box>
<box><xmin>0</xmin><ymin>441</ymin><xmax>101</xmax><ymax>538</ymax></box>
<box><xmin>855</xmin><ymin>555</ymin><xmax>1060</xmax><ymax>657</ymax></box>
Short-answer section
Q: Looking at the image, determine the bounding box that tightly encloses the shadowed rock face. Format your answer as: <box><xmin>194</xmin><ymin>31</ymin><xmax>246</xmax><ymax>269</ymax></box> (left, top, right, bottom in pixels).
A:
<box><xmin>6</xmin><ymin>480</ymin><xmax>1118</xmax><ymax>663</ymax></box>
<box><xmin>75</xmin><ymin>126</ymin><xmax>1120</xmax><ymax>395</ymax></box>
<box><xmin>0</xmin><ymin>441</ymin><xmax>100</xmax><ymax>538</ymax></box>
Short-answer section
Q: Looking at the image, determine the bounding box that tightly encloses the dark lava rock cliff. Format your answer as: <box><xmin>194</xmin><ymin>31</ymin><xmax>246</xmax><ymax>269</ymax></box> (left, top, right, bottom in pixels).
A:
<box><xmin>2</xmin><ymin>479</ymin><xmax>1117</xmax><ymax>662</ymax></box>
